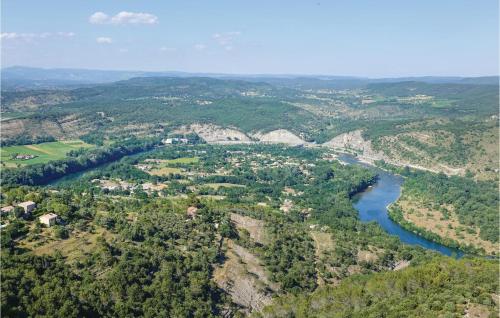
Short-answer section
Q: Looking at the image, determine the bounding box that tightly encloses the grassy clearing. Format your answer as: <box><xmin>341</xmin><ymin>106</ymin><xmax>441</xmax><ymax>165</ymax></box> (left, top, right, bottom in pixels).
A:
<box><xmin>148</xmin><ymin>167</ymin><xmax>182</xmax><ymax>176</ymax></box>
<box><xmin>0</xmin><ymin>140</ymin><xmax>94</xmax><ymax>167</ymax></box>
<box><xmin>143</xmin><ymin>157</ymin><xmax>198</xmax><ymax>176</ymax></box>
<box><xmin>22</xmin><ymin>227</ymin><xmax>117</xmax><ymax>263</ymax></box>
<box><xmin>164</xmin><ymin>157</ymin><xmax>199</xmax><ymax>164</ymax></box>
<box><xmin>204</xmin><ymin>183</ymin><xmax>246</xmax><ymax>189</ymax></box>
<box><xmin>430</xmin><ymin>99</ymin><xmax>454</xmax><ymax>108</ymax></box>
<box><xmin>310</xmin><ymin>231</ymin><xmax>334</xmax><ymax>257</ymax></box>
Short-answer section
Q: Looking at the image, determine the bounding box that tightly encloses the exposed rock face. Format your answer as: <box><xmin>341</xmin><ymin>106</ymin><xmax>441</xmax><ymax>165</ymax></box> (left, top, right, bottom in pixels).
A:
<box><xmin>213</xmin><ymin>240</ymin><xmax>278</xmax><ymax>314</ymax></box>
<box><xmin>189</xmin><ymin>124</ymin><xmax>254</xmax><ymax>144</ymax></box>
<box><xmin>230</xmin><ymin>213</ymin><xmax>268</xmax><ymax>245</ymax></box>
<box><xmin>253</xmin><ymin>129</ymin><xmax>305</xmax><ymax>146</ymax></box>
<box><xmin>322</xmin><ymin>129</ymin><xmax>385</xmax><ymax>161</ymax></box>
<box><xmin>323</xmin><ymin>129</ymin><xmax>464</xmax><ymax>176</ymax></box>
<box><xmin>183</xmin><ymin>124</ymin><xmax>306</xmax><ymax>146</ymax></box>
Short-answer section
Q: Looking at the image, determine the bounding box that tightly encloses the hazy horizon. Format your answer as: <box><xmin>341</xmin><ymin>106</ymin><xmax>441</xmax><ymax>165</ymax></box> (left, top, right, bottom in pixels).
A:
<box><xmin>3</xmin><ymin>65</ymin><xmax>499</xmax><ymax>79</ymax></box>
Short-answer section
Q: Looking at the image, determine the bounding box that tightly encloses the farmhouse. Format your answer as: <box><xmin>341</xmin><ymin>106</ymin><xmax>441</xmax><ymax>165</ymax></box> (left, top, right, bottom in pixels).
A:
<box><xmin>18</xmin><ymin>201</ymin><xmax>36</xmax><ymax>213</ymax></box>
<box><xmin>14</xmin><ymin>154</ymin><xmax>37</xmax><ymax>160</ymax></box>
<box><xmin>39</xmin><ymin>213</ymin><xmax>58</xmax><ymax>227</ymax></box>
<box><xmin>1</xmin><ymin>206</ymin><xmax>15</xmax><ymax>215</ymax></box>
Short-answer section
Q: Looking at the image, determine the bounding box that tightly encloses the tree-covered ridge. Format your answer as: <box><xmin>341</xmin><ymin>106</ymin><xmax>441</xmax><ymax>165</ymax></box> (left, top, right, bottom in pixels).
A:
<box><xmin>1</xmin><ymin>77</ymin><xmax>498</xmax><ymax>180</ymax></box>
<box><xmin>2</xmin><ymin>200</ymin><xmax>229</xmax><ymax>317</ymax></box>
<box><xmin>257</xmin><ymin>257</ymin><xmax>499</xmax><ymax>318</ymax></box>
<box><xmin>400</xmin><ymin>170</ymin><xmax>499</xmax><ymax>244</ymax></box>
<box><xmin>366</xmin><ymin>81</ymin><xmax>499</xmax><ymax>116</ymax></box>
<box><xmin>1</xmin><ymin>143</ymin><xmax>447</xmax><ymax>317</ymax></box>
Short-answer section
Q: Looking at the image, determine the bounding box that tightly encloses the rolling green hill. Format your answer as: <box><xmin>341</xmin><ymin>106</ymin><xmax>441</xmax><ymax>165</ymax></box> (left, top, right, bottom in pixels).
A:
<box><xmin>1</xmin><ymin>76</ymin><xmax>498</xmax><ymax>179</ymax></box>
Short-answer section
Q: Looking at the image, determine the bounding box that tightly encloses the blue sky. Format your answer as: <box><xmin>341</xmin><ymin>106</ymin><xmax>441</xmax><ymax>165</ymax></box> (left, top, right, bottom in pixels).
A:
<box><xmin>1</xmin><ymin>0</ymin><xmax>498</xmax><ymax>76</ymax></box>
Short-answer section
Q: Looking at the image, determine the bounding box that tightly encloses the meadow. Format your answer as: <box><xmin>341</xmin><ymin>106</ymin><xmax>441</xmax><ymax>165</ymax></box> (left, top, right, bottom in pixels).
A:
<box><xmin>0</xmin><ymin>140</ymin><xmax>94</xmax><ymax>167</ymax></box>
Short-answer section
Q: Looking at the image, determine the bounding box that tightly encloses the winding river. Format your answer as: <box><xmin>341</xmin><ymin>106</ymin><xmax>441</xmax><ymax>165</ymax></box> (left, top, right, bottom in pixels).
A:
<box><xmin>339</xmin><ymin>154</ymin><xmax>463</xmax><ymax>257</ymax></box>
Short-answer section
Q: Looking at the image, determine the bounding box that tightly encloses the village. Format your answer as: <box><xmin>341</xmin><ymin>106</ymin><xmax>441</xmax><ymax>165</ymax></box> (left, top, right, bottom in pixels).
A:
<box><xmin>0</xmin><ymin>145</ymin><xmax>333</xmax><ymax>245</ymax></box>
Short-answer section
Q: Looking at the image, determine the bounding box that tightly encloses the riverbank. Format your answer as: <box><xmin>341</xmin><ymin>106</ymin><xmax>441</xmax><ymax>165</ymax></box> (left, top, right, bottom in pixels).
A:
<box><xmin>387</xmin><ymin>202</ymin><xmax>488</xmax><ymax>255</ymax></box>
<box><xmin>345</xmin><ymin>154</ymin><xmax>497</xmax><ymax>257</ymax></box>
<box><xmin>339</xmin><ymin>153</ymin><xmax>464</xmax><ymax>257</ymax></box>
<box><xmin>389</xmin><ymin>193</ymin><xmax>497</xmax><ymax>255</ymax></box>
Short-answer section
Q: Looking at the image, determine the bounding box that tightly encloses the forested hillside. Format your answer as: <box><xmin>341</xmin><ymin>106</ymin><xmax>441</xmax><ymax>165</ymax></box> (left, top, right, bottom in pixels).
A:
<box><xmin>1</xmin><ymin>141</ymin><xmax>498</xmax><ymax>317</ymax></box>
<box><xmin>0</xmin><ymin>144</ymin><xmax>445</xmax><ymax>316</ymax></box>
<box><xmin>257</xmin><ymin>258</ymin><xmax>498</xmax><ymax>318</ymax></box>
<box><xmin>2</xmin><ymin>76</ymin><xmax>498</xmax><ymax>180</ymax></box>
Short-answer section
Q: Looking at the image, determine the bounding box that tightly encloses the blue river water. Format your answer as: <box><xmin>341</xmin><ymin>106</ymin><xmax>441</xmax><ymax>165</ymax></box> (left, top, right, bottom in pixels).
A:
<box><xmin>339</xmin><ymin>154</ymin><xmax>463</xmax><ymax>258</ymax></box>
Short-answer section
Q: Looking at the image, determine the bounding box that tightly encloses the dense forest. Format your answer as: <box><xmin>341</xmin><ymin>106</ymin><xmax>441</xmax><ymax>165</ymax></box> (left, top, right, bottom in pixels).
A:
<box><xmin>6</xmin><ymin>143</ymin><xmax>490</xmax><ymax>317</ymax></box>
<box><xmin>257</xmin><ymin>257</ymin><xmax>498</xmax><ymax>318</ymax></box>
<box><xmin>398</xmin><ymin>171</ymin><xmax>499</xmax><ymax>244</ymax></box>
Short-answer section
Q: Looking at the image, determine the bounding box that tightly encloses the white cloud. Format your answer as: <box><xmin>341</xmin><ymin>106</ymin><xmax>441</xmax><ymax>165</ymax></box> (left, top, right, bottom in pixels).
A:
<box><xmin>89</xmin><ymin>12</ymin><xmax>109</xmax><ymax>24</ymax></box>
<box><xmin>96</xmin><ymin>37</ymin><xmax>113</xmax><ymax>44</ymax></box>
<box><xmin>1</xmin><ymin>32</ymin><xmax>33</xmax><ymax>40</ymax></box>
<box><xmin>194</xmin><ymin>44</ymin><xmax>207</xmax><ymax>51</ymax></box>
<box><xmin>160</xmin><ymin>46</ymin><xmax>176</xmax><ymax>52</ymax></box>
<box><xmin>89</xmin><ymin>11</ymin><xmax>159</xmax><ymax>25</ymax></box>
<box><xmin>1</xmin><ymin>32</ymin><xmax>75</xmax><ymax>41</ymax></box>
<box><xmin>212</xmin><ymin>31</ymin><xmax>241</xmax><ymax>46</ymax></box>
<box><xmin>111</xmin><ymin>11</ymin><xmax>158</xmax><ymax>24</ymax></box>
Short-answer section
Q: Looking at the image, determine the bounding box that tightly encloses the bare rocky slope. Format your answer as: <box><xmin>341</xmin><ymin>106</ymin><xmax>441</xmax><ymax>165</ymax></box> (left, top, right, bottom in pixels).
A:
<box><xmin>188</xmin><ymin>124</ymin><xmax>254</xmax><ymax>144</ymax></box>
<box><xmin>252</xmin><ymin>129</ymin><xmax>306</xmax><ymax>146</ymax></box>
<box><xmin>179</xmin><ymin>124</ymin><xmax>307</xmax><ymax>146</ymax></box>
<box><xmin>322</xmin><ymin>129</ymin><xmax>465</xmax><ymax>176</ymax></box>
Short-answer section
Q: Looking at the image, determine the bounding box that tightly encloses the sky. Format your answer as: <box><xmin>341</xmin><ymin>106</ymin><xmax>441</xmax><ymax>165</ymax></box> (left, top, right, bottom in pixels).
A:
<box><xmin>1</xmin><ymin>0</ymin><xmax>498</xmax><ymax>77</ymax></box>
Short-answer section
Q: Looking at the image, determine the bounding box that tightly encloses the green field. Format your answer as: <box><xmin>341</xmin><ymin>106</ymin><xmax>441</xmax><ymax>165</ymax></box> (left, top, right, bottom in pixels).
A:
<box><xmin>0</xmin><ymin>140</ymin><xmax>94</xmax><ymax>167</ymax></box>
<box><xmin>164</xmin><ymin>157</ymin><xmax>199</xmax><ymax>164</ymax></box>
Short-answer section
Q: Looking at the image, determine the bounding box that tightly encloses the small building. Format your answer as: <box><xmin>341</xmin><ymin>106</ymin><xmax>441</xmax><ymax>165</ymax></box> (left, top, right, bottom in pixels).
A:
<box><xmin>18</xmin><ymin>201</ymin><xmax>36</xmax><ymax>213</ymax></box>
<box><xmin>1</xmin><ymin>206</ymin><xmax>14</xmax><ymax>215</ymax></box>
<box><xmin>186</xmin><ymin>206</ymin><xmax>198</xmax><ymax>219</ymax></box>
<box><xmin>39</xmin><ymin>213</ymin><xmax>58</xmax><ymax>227</ymax></box>
<box><xmin>162</xmin><ymin>137</ymin><xmax>189</xmax><ymax>145</ymax></box>
<box><xmin>14</xmin><ymin>154</ymin><xmax>37</xmax><ymax>160</ymax></box>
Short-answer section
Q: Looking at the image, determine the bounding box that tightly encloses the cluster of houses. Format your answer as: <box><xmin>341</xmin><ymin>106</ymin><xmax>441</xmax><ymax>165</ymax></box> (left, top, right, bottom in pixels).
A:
<box><xmin>162</xmin><ymin>137</ymin><xmax>189</xmax><ymax>145</ymax></box>
<box><xmin>92</xmin><ymin>179</ymin><xmax>135</xmax><ymax>191</ymax></box>
<box><xmin>91</xmin><ymin>178</ymin><xmax>168</xmax><ymax>195</ymax></box>
<box><xmin>12</xmin><ymin>154</ymin><xmax>37</xmax><ymax>160</ymax></box>
<box><xmin>1</xmin><ymin>201</ymin><xmax>58</xmax><ymax>227</ymax></box>
<box><xmin>1</xmin><ymin>200</ymin><xmax>37</xmax><ymax>215</ymax></box>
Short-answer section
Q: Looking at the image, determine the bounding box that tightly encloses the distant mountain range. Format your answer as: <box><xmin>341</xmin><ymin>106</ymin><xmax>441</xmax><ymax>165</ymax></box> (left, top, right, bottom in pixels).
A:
<box><xmin>1</xmin><ymin>66</ymin><xmax>498</xmax><ymax>90</ymax></box>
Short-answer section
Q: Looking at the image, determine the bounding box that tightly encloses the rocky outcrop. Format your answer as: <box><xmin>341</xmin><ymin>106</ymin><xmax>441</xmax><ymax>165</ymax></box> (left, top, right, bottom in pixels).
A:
<box><xmin>323</xmin><ymin>130</ymin><xmax>465</xmax><ymax>176</ymax></box>
<box><xmin>323</xmin><ymin>130</ymin><xmax>385</xmax><ymax>162</ymax></box>
<box><xmin>253</xmin><ymin>129</ymin><xmax>306</xmax><ymax>146</ymax></box>
<box><xmin>213</xmin><ymin>240</ymin><xmax>278</xmax><ymax>314</ymax></box>
<box><xmin>189</xmin><ymin>124</ymin><xmax>254</xmax><ymax>144</ymax></box>
<box><xmin>183</xmin><ymin>124</ymin><xmax>307</xmax><ymax>146</ymax></box>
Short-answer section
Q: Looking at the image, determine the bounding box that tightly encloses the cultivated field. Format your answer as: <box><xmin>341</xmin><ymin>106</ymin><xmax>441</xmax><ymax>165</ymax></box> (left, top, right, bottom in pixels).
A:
<box><xmin>0</xmin><ymin>140</ymin><xmax>94</xmax><ymax>167</ymax></box>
